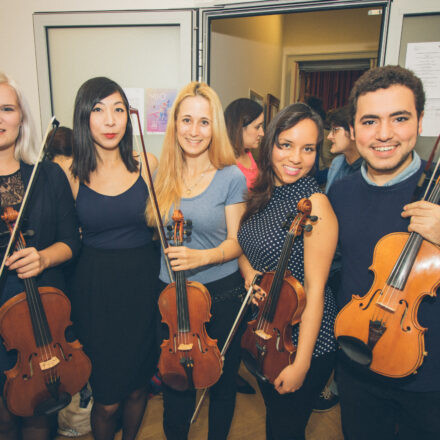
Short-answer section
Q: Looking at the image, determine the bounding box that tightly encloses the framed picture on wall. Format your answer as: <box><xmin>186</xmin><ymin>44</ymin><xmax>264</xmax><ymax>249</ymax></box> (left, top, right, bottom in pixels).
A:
<box><xmin>249</xmin><ymin>89</ymin><xmax>265</xmax><ymax>109</ymax></box>
<box><xmin>266</xmin><ymin>93</ymin><xmax>280</xmax><ymax>125</ymax></box>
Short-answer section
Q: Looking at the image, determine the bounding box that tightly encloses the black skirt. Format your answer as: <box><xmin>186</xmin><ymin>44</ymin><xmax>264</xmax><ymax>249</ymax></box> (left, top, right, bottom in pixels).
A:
<box><xmin>71</xmin><ymin>243</ymin><xmax>160</xmax><ymax>405</ymax></box>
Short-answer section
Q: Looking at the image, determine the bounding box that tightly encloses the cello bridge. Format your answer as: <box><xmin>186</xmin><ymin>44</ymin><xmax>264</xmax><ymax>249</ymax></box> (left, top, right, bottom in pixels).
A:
<box><xmin>39</xmin><ymin>356</ymin><xmax>60</xmax><ymax>371</ymax></box>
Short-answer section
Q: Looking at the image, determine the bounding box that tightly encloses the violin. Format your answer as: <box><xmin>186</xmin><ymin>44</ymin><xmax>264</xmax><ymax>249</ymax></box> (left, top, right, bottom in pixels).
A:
<box><xmin>334</xmin><ymin>175</ymin><xmax>440</xmax><ymax>378</ymax></box>
<box><xmin>158</xmin><ymin>210</ymin><xmax>222</xmax><ymax>391</ymax></box>
<box><xmin>241</xmin><ymin>198</ymin><xmax>316</xmax><ymax>383</ymax></box>
<box><xmin>0</xmin><ymin>207</ymin><xmax>91</xmax><ymax>417</ymax></box>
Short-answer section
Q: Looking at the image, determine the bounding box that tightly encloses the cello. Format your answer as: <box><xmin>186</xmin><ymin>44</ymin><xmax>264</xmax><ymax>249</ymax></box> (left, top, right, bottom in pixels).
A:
<box><xmin>158</xmin><ymin>210</ymin><xmax>223</xmax><ymax>391</ymax></box>
<box><xmin>241</xmin><ymin>198</ymin><xmax>316</xmax><ymax>383</ymax></box>
<box><xmin>0</xmin><ymin>119</ymin><xmax>91</xmax><ymax>417</ymax></box>
<box><xmin>334</xmin><ymin>173</ymin><xmax>440</xmax><ymax>378</ymax></box>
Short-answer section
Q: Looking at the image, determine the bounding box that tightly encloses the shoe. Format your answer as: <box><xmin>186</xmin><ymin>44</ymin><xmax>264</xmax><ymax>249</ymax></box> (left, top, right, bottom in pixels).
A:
<box><xmin>313</xmin><ymin>386</ymin><xmax>339</xmax><ymax>412</ymax></box>
<box><xmin>236</xmin><ymin>374</ymin><xmax>256</xmax><ymax>395</ymax></box>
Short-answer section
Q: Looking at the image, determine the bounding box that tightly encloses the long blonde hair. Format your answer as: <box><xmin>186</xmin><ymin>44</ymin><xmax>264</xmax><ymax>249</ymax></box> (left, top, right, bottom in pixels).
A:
<box><xmin>0</xmin><ymin>72</ymin><xmax>38</xmax><ymax>164</ymax></box>
<box><xmin>146</xmin><ymin>82</ymin><xmax>236</xmax><ymax>225</ymax></box>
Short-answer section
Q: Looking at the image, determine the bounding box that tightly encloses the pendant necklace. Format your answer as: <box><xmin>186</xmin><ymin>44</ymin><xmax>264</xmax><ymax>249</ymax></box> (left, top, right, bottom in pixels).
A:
<box><xmin>183</xmin><ymin>163</ymin><xmax>212</xmax><ymax>196</ymax></box>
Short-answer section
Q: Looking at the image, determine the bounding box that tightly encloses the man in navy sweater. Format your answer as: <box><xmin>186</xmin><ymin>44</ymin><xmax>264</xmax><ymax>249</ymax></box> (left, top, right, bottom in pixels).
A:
<box><xmin>328</xmin><ymin>65</ymin><xmax>440</xmax><ymax>440</ymax></box>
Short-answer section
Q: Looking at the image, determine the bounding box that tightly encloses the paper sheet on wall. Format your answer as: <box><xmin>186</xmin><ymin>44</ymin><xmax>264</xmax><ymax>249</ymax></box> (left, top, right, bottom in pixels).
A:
<box><xmin>406</xmin><ymin>42</ymin><xmax>440</xmax><ymax>137</ymax></box>
<box><xmin>123</xmin><ymin>88</ymin><xmax>145</xmax><ymax>136</ymax></box>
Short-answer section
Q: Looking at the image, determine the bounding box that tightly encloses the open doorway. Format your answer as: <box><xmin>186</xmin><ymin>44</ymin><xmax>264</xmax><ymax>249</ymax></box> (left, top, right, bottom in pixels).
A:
<box><xmin>208</xmin><ymin>6</ymin><xmax>384</xmax><ymax>114</ymax></box>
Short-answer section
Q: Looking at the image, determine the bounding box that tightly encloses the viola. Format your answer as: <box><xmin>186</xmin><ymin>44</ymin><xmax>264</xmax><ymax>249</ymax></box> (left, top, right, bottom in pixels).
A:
<box><xmin>241</xmin><ymin>198</ymin><xmax>316</xmax><ymax>383</ymax></box>
<box><xmin>334</xmin><ymin>176</ymin><xmax>440</xmax><ymax>378</ymax></box>
<box><xmin>0</xmin><ymin>207</ymin><xmax>91</xmax><ymax>417</ymax></box>
<box><xmin>158</xmin><ymin>210</ymin><xmax>222</xmax><ymax>391</ymax></box>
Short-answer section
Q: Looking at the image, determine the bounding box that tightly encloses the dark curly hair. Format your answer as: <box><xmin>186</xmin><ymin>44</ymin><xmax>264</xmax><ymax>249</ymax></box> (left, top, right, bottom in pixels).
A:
<box><xmin>349</xmin><ymin>65</ymin><xmax>425</xmax><ymax>125</ymax></box>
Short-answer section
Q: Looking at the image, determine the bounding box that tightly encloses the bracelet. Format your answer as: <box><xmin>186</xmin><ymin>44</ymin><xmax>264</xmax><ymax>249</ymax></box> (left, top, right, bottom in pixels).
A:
<box><xmin>219</xmin><ymin>247</ymin><xmax>224</xmax><ymax>264</ymax></box>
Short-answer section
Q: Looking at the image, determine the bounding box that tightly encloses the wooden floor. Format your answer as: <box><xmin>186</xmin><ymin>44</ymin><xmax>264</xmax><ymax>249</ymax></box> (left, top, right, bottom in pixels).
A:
<box><xmin>56</xmin><ymin>366</ymin><xmax>343</xmax><ymax>440</ymax></box>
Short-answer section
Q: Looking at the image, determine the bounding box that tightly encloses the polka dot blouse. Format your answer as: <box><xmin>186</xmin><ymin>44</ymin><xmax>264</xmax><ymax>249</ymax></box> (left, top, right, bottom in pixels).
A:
<box><xmin>238</xmin><ymin>176</ymin><xmax>337</xmax><ymax>357</ymax></box>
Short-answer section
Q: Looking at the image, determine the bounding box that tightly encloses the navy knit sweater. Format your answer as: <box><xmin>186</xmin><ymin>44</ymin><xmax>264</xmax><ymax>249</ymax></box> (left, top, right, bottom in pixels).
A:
<box><xmin>328</xmin><ymin>165</ymin><xmax>440</xmax><ymax>392</ymax></box>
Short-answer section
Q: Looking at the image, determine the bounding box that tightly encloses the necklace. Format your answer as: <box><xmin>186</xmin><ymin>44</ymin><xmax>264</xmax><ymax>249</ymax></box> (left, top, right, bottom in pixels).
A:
<box><xmin>182</xmin><ymin>164</ymin><xmax>212</xmax><ymax>195</ymax></box>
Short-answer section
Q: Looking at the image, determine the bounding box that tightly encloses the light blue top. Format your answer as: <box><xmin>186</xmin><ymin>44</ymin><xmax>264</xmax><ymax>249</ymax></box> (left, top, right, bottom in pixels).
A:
<box><xmin>159</xmin><ymin>165</ymin><xmax>247</xmax><ymax>284</ymax></box>
<box><xmin>360</xmin><ymin>151</ymin><xmax>421</xmax><ymax>187</ymax></box>
<box><xmin>325</xmin><ymin>154</ymin><xmax>363</xmax><ymax>193</ymax></box>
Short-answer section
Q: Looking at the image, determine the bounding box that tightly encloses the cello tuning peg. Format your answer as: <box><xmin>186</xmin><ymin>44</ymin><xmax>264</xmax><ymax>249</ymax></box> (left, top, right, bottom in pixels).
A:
<box><xmin>281</xmin><ymin>221</ymin><xmax>289</xmax><ymax>229</ymax></box>
<box><xmin>303</xmin><ymin>224</ymin><xmax>313</xmax><ymax>232</ymax></box>
<box><xmin>308</xmin><ymin>215</ymin><xmax>318</xmax><ymax>222</ymax></box>
<box><xmin>0</xmin><ymin>231</ymin><xmax>10</xmax><ymax>237</ymax></box>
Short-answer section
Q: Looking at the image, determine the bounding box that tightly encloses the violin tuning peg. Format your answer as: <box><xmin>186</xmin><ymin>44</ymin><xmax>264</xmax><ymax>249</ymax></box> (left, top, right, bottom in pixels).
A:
<box><xmin>22</xmin><ymin>229</ymin><xmax>35</xmax><ymax>237</ymax></box>
<box><xmin>308</xmin><ymin>215</ymin><xmax>318</xmax><ymax>222</ymax></box>
<box><xmin>167</xmin><ymin>225</ymin><xmax>173</xmax><ymax>231</ymax></box>
<box><xmin>281</xmin><ymin>221</ymin><xmax>288</xmax><ymax>229</ymax></box>
<box><xmin>303</xmin><ymin>224</ymin><xmax>313</xmax><ymax>232</ymax></box>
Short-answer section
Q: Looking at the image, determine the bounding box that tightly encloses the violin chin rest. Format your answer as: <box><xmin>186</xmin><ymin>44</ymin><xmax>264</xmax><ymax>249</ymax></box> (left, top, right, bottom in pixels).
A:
<box><xmin>241</xmin><ymin>350</ymin><xmax>269</xmax><ymax>383</ymax></box>
<box><xmin>34</xmin><ymin>392</ymin><xmax>71</xmax><ymax>416</ymax></box>
<box><xmin>337</xmin><ymin>336</ymin><xmax>372</xmax><ymax>367</ymax></box>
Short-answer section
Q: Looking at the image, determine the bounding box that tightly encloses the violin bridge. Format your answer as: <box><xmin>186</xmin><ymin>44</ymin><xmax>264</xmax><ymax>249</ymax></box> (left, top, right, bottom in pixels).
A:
<box><xmin>255</xmin><ymin>329</ymin><xmax>271</xmax><ymax>340</ymax></box>
<box><xmin>39</xmin><ymin>356</ymin><xmax>60</xmax><ymax>371</ymax></box>
<box><xmin>178</xmin><ymin>343</ymin><xmax>193</xmax><ymax>351</ymax></box>
<box><xmin>376</xmin><ymin>302</ymin><xmax>395</xmax><ymax>313</ymax></box>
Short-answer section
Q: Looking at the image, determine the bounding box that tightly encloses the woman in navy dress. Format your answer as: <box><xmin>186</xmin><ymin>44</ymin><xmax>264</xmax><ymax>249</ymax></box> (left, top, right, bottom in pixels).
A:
<box><xmin>59</xmin><ymin>77</ymin><xmax>159</xmax><ymax>440</ymax></box>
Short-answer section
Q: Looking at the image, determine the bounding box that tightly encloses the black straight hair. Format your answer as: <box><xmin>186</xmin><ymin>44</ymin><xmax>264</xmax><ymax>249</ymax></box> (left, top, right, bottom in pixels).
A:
<box><xmin>71</xmin><ymin>77</ymin><xmax>137</xmax><ymax>183</ymax></box>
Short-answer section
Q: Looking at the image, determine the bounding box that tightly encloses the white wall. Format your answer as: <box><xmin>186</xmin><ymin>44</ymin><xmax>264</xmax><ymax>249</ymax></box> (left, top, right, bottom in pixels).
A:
<box><xmin>0</xmin><ymin>0</ymin><xmax>264</xmax><ymax>137</ymax></box>
<box><xmin>210</xmin><ymin>14</ymin><xmax>284</xmax><ymax>109</ymax></box>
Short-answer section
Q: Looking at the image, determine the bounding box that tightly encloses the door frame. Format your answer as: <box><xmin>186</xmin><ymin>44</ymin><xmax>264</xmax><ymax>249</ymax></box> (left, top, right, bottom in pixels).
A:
<box><xmin>198</xmin><ymin>0</ymin><xmax>391</xmax><ymax>84</ymax></box>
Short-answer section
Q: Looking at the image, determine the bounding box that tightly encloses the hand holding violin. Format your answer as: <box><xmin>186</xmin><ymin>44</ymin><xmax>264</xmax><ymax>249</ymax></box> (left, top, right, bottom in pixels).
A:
<box><xmin>401</xmin><ymin>201</ymin><xmax>440</xmax><ymax>245</ymax></box>
<box><xmin>164</xmin><ymin>245</ymin><xmax>213</xmax><ymax>271</ymax></box>
<box><xmin>6</xmin><ymin>247</ymin><xmax>47</xmax><ymax>278</ymax></box>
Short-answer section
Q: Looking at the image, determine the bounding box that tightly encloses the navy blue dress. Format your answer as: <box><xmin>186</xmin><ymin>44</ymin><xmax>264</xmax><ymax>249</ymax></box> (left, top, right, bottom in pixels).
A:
<box><xmin>72</xmin><ymin>174</ymin><xmax>160</xmax><ymax>405</ymax></box>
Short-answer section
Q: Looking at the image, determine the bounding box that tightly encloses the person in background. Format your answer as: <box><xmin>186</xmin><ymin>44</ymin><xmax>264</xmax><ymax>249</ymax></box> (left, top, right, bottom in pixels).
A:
<box><xmin>305</xmin><ymin>96</ymin><xmax>335</xmax><ymax>187</ymax></box>
<box><xmin>224</xmin><ymin>97</ymin><xmax>265</xmax><ymax>395</ymax></box>
<box><xmin>238</xmin><ymin>103</ymin><xmax>338</xmax><ymax>440</ymax></box>
<box><xmin>313</xmin><ymin>105</ymin><xmax>363</xmax><ymax>412</ymax></box>
<box><xmin>224</xmin><ymin>98</ymin><xmax>264</xmax><ymax>189</ymax></box>
<box><xmin>328</xmin><ymin>65</ymin><xmax>440</xmax><ymax>439</ymax></box>
<box><xmin>59</xmin><ymin>76</ymin><xmax>160</xmax><ymax>440</ymax></box>
<box><xmin>325</xmin><ymin>106</ymin><xmax>362</xmax><ymax>192</ymax></box>
<box><xmin>147</xmin><ymin>81</ymin><xmax>247</xmax><ymax>440</ymax></box>
<box><xmin>45</xmin><ymin>126</ymin><xmax>73</xmax><ymax>164</ymax></box>
<box><xmin>0</xmin><ymin>72</ymin><xmax>80</xmax><ymax>440</ymax></box>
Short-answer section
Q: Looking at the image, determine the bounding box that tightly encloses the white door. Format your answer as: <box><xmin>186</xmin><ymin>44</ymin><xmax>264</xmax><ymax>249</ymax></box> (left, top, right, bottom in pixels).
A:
<box><xmin>33</xmin><ymin>10</ymin><xmax>195</xmax><ymax>157</ymax></box>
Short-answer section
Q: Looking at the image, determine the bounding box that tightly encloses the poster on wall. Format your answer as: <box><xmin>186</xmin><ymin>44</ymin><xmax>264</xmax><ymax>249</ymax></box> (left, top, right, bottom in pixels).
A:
<box><xmin>146</xmin><ymin>89</ymin><xmax>177</xmax><ymax>134</ymax></box>
<box><xmin>406</xmin><ymin>42</ymin><xmax>440</xmax><ymax>137</ymax></box>
<box><xmin>123</xmin><ymin>88</ymin><xmax>144</xmax><ymax>136</ymax></box>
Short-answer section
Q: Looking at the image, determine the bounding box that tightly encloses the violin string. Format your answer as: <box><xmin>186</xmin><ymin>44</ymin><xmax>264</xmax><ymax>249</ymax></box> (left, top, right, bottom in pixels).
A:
<box><xmin>373</xmin><ymin>179</ymin><xmax>440</xmax><ymax>325</ymax></box>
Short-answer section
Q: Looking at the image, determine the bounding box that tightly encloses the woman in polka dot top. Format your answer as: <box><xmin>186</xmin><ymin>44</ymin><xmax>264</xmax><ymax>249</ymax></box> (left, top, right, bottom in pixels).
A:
<box><xmin>238</xmin><ymin>103</ymin><xmax>338</xmax><ymax>440</ymax></box>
